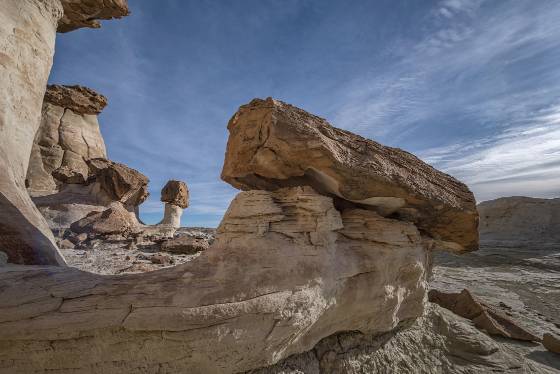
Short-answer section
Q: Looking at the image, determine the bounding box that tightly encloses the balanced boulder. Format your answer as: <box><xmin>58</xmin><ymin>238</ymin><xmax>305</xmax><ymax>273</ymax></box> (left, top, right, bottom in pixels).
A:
<box><xmin>222</xmin><ymin>98</ymin><xmax>478</xmax><ymax>252</ymax></box>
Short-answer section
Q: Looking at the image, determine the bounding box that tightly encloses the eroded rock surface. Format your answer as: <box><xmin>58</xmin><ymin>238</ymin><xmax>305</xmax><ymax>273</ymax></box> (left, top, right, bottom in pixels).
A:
<box><xmin>87</xmin><ymin>158</ymin><xmax>149</xmax><ymax>208</ymax></box>
<box><xmin>429</xmin><ymin>289</ymin><xmax>540</xmax><ymax>342</ymax></box>
<box><xmin>27</xmin><ymin>85</ymin><xmax>108</xmax><ymax>194</ymax></box>
<box><xmin>0</xmin><ymin>0</ymin><xmax>129</xmax><ymax>265</ymax></box>
<box><xmin>479</xmin><ymin>197</ymin><xmax>560</xmax><ymax>248</ymax></box>
<box><xmin>58</xmin><ymin>0</ymin><xmax>130</xmax><ymax>33</ymax></box>
<box><xmin>0</xmin><ymin>0</ymin><xmax>65</xmax><ymax>265</ymax></box>
<box><xmin>222</xmin><ymin>98</ymin><xmax>478</xmax><ymax>252</ymax></box>
<box><xmin>161</xmin><ymin>180</ymin><xmax>189</xmax><ymax>208</ymax></box>
<box><xmin>0</xmin><ymin>186</ymin><xmax>430</xmax><ymax>373</ymax></box>
<box><xmin>250</xmin><ymin>304</ymin><xmax>555</xmax><ymax>374</ymax></box>
<box><xmin>544</xmin><ymin>333</ymin><xmax>560</xmax><ymax>354</ymax></box>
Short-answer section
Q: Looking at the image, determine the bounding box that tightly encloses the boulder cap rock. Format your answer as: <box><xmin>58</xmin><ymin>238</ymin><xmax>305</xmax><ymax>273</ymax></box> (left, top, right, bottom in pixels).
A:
<box><xmin>58</xmin><ymin>0</ymin><xmax>130</xmax><ymax>33</ymax></box>
<box><xmin>45</xmin><ymin>85</ymin><xmax>107</xmax><ymax>114</ymax></box>
<box><xmin>87</xmin><ymin>158</ymin><xmax>149</xmax><ymax>207</ymax></box>
<box><xmin>160</xmin><ymin>180</ymin><xmax>189</xmax><ymax>208</ymax></box>
<box><xmin>222</xmin><ymin>98</ymin><xmax>479</xmax><ymax>252</ymax></box>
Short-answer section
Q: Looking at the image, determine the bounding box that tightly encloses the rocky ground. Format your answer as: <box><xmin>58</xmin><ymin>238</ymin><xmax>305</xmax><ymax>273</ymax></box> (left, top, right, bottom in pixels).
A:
<box><xmin>431</xmin><ymin>245</ymin><xmax>560</xmax><ymax>372</ymax></box>
<box><xmin>58</xmin><ymin>227</ymin><xmax>215</xmax><ymax>274</ymax></box>
<box><xmin>56</xmin><ymin>228</ymin><xmax>560</xmax><ymax>372</ymax></box>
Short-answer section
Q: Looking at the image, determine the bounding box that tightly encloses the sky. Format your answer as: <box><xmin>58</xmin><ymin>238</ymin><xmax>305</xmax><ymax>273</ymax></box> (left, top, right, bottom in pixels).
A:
<box><xmin>49</xmin><ymin>0</ymin><xmax>560</xmax><ymax>227</ymax></box>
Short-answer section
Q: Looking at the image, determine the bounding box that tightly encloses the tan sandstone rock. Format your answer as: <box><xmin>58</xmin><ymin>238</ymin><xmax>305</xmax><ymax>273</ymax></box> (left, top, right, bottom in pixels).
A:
<box><xmin>161</xmin><ymin>180</ymin><xmax>189</xmax><ymax>208</ymax></box>
<box><xmin>221</xmin><ymin>98</ymin><xmax>478</xmax><ymax>253</ymax></box>
<box><xmin>87</xmin><ymin>158</ymin><xmax>149</xmax><ymax>208</ymax></box>
<box><xmin>0</xmin><ymin>0</ymin><xmax>128</xmax><ymax>265</ymax></box>
<box><xmin>70</xmin><ymin>202</ymin><xmax>140</xmax><ymax>237</ymax></box>
<box><xmin>0</xmin><ymin>186</ymin><xmax>429</xmax><ymax>373</ymax></box>
<box><xmin>57</xmin><ymin>0</ymin><xmax>130</xmax><ymax>33</ymax></box>
<box><xmin>27</xmin><ymin>85</ymin><xmax>108</xmax><ymax>194</ymax></box>
<box><xmin>0</xmin><ymin>0</ymin><xmax>65</xmax><ymax>265</ymax></box>
<box><xmin>429</xmin><ymin>289</ymin><xmax>540</xmax><ymax>342</ymax></box>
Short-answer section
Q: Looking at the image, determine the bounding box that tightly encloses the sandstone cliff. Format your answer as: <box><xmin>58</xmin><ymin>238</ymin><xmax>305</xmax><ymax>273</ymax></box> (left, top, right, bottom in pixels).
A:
<box><xmin>0</xmin><ymin>0</ymin><xmax>129</xmax><ymax>265</ymax></box>
<box><xmin>478</xmin><ymin>196</ymin><xmax>560</xmax><ymax>248</ymax></box>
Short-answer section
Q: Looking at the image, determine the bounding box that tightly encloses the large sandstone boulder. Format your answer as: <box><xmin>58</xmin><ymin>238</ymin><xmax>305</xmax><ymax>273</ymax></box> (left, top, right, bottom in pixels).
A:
<box><xmin>0</xmin><ymin>186</ymin><xmax>429</xmax><ymax>373</ymax></box>
<box><xmin>87</xmin><ymin>158</ymin><xmax>149</xmax><ymax>208</ymax></box>
<box><xmin>0</xmin><ymin>0</ymin><xmax>128</xmax><ymax>265</ymax></box>
<box><xmin>70</xmin><ymin>202</ymin><xmax>140</xmax><ymax>237</ymax></box>
<box><xmin>222</xmin><ymin>98</ymin><xmax>478</xmax><ymax>253</ymax></box>
<box><xmin>478</xmin><ymin>197</ymin><xmax>560</xmax><ymax>248</ymax></box>
<box><xmin>27</xmin><ymin>85</ymin><xmax>108</xmax><ymax>195</ymax></box>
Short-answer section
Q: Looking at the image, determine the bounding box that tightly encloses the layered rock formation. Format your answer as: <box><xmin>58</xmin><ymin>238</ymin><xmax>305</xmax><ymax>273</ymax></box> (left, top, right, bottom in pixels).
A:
<box><xmin>0</xmin><ymin>186</ymin><xmax>430</xmax><ymax>373</ymax></box>
<box><xmin>26</xmin><ymin>85</ymin><xmax>149</xmax><ymax>235</ymax></box>
<box><xmin>222</xmin><ymin>98</ymin><xmax>478</xmax><ymax>253</ymax></box>
<box><xmin>478</xmin><ymin>196</ymin><xmax>560</xmax><ymax>248</ymax></box>
<box><xmin>159</xmin><ymin>180</ymin><xmax>189</xmax><ymax>228</ymax></box>
<box><xmin>27</xmin><ymin>85</ymin><xmax>108</xmax><ymax>194</ymax></box>
<box><xmin>0</xmin><ymin>98</ymin><xmax>480</xmax><ymax>372</ymax></box>
<box><xmin>0</xmin><ymin>0</ymin><xmax>129</xmax><ymax>265</ymax></box>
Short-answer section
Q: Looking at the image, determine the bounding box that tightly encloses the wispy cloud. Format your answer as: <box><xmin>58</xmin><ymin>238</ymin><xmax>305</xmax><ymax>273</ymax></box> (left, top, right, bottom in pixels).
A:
<box><xmin>332</xmin><ymin>0</ymin><xmax>560</xmax><ymax>201</ymax></box>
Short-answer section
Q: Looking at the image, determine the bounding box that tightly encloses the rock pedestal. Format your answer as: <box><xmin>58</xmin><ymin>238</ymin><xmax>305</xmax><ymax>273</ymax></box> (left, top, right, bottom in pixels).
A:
<box><xmin>158</xmin><ymin>180</ymin><xmax>189</xmax><ymax>228</ymax></box>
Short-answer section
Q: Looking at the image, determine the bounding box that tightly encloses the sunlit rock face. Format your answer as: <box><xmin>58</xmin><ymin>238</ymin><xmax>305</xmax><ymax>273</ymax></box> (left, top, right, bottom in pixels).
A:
<box><xmin>0</xmin><ymin>186</ymin><xmax>429</xmax><ymax>373</ymax></box>
<box><xmin>159</xmin><ymin>180</ymin><xmax>189</xmax><ymax>228</ymax></box>
<box><xmin>0</xmin><ymin>0</ymin><xmax>65</xmax><ymax>265</ymax></box>
<box><xmin>221</xmin><ymin>98</ymin><xmax>479</xmax><ymax>253</ymax></box>
<box><xmin>27</xmin><ymin>85</ymin><xmax>108</xmax><ymax>195</ymax></box>
<box><xmin>27</xmin><ymin>86</ymin><xmax>147</xmax><ymax>234</ymax></box>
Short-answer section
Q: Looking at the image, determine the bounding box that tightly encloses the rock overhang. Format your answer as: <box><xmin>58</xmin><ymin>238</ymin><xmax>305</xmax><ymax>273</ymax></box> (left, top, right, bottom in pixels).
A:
<box><xmin>221</xmin><ymin>97</ymin><xmax>479</xmax><ymax>253</ymax></box>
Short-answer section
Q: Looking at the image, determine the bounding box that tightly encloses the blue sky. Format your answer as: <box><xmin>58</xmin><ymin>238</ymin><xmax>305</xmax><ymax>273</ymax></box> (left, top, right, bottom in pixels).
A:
<box><xmin>50</xmin><ymin>0</ymin><xmax>560</xmax><ymax>227</ymax></box>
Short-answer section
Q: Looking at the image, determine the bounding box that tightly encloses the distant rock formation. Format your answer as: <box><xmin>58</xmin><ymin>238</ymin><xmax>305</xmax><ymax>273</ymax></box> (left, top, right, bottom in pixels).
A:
<box><xmin>478</xmin><ymin>196</ymin><xmax>560</xmax><ymax>247</ymax></box>
<box><xmin>159</xmin><ymin>180</ymin><xmax>189</xmax><ymax>228</ymax></box>
<box><xmin>222</xmin><ymin>98</ymin><xmax>478</xmax><ymax>253</ymax></box>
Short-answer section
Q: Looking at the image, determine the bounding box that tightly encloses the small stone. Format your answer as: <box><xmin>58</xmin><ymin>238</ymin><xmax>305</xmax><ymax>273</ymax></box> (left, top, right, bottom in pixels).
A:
<box><xmin>150</xmin><ymin>254</ymin><xmax>171</xmax><ymax>265</ymax></box>
<box><xmin>58</xmin><ymin>239</ymin><xmax>75</xmax><ymax>250</ymax></box>
<box><xmin>543</xmin><ymin>333</ymin><xmax>560</xmax><ymax>354</ymax></box>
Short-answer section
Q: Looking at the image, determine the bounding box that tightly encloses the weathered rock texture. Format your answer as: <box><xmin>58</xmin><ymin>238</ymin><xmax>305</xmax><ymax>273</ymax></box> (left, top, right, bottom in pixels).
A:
<box><xmin>0</xmin><ymin>186</ymin><xmax>430</xmax><ymax>373</ymax></box>
<box><xmin>161</xmin><ymin>180</ymin><xmax>189</xmax><ymax>208</ymax></box>
<box><xmin>429</xmin><ymin>289</ymin><xmax>540</xmax><ymax>342</ymax></box>
<box><xmin>0</xmin><ymin>0</ymin><xmax>129</xmax><ymax>265</ymax></box>
<box><xmin>250</xmin><ymin>304</ymin><xmax>552</xmax><ymax>374</ymax></box>
<box><xmin>87</xmin><ymin>158</ymin><xmax>149</xmax><ymax>208</ymax></box>
<box><xmin>0</xmin><ymin>0</ymin><xmax>66</xmax><ymax>265</ymax></box>
<box><xmin>27</xmin><ymin>85</ymin><xmax>108</xmax><ymax>195</ymax></box>
<box><xmin>478</xmin><ymin>196</ymin><xmax>560</xmax><ymax>248</ymax></box>
<box><xmin>70</xmin><ymin>202</ymin><xmax>140</xmax><ymax>236</ymax></box>
<box><xmin>222</xmin><ymin>98</ymin><xmax>478</xmax><ymax>253</ymax></box>
<box><xmin>57</xmin><ymin>0</ymin><xmax>130</xmax><ymax>33</ymax></box>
